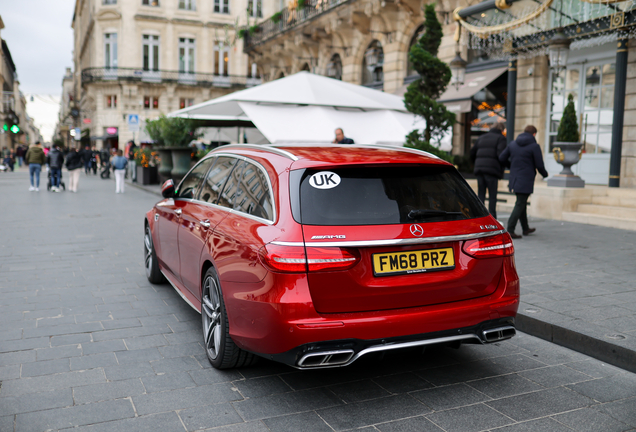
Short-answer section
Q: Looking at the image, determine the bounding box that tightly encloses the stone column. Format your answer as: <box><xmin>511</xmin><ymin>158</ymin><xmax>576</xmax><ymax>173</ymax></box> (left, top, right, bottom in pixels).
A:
<box><xmin>609</xmin><ymin>39</ymin><xmax>628</xmax><ymax>188</ymax></box>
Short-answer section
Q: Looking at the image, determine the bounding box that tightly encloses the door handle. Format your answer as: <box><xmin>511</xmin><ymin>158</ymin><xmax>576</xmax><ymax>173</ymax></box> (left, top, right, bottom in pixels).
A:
<box><xmin>199</xmin><ymin>219</ymin><xmax>211</xmax><ymax>228</ymax></box>
<box><xmin>175</xmin><ymin>209</ymin><xmax>182</xmax><ymax>216</ymax></box>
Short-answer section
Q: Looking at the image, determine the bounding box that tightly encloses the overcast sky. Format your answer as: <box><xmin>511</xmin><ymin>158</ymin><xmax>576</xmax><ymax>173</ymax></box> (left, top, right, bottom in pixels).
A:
<box><xmin>1</xmin><ymin>0</ymin><xmax>76</xmax><ymax>140</ymax></box>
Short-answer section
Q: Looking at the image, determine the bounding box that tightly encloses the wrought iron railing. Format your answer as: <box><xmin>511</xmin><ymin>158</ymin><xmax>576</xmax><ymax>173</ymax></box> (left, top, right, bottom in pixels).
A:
<box><xmin>243</xmin><ymin>0</ymin><xmax>351</xmax><ymax>51</ymax></box>
<box><xmin>81</xmin><ymin>67</ymin><xmax>262</xmax><ymax>88</ymax></box>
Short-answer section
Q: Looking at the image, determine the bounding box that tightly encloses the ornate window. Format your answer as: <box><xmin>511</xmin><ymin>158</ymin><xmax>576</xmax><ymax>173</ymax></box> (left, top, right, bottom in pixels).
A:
<box><xmin>247</xmin><ymin>0</ymin><xmax>262</xmax><ymax>18</ymax></box>
<box><xmin>362</xmin><ymin>40</ymin><xmax>383</xmax><ymax>89</ymax></box>
<box><xmin>214</xmin><ymin>0</ymin><xmax>230</xmax><ymax>14</ymax></box>
<box><xmin>178</xmin><ymin>0</ymin><xmax>195</xmax><ymax>10</ymax></box>
<box><xmin>326</xmin><ymin>54</ymin><xmax>342</xmax><ymax>80</ymax></box>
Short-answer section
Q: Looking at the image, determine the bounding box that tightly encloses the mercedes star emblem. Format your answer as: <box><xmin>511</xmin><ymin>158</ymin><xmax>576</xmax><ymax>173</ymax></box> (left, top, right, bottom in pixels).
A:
<box><xmin>410</xmin><ymin>224</ymin><xmax>424</xmax><ymax>237</ymax></box>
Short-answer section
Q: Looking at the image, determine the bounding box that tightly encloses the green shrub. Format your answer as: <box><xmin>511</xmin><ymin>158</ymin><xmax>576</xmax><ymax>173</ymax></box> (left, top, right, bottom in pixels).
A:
<box><xmin>556</xmin><ymin>93</ymin><xmax>580</xmax><ymax>142</ymax></box>
<box><xmin>404</xmin><ymin>130</ymin><xmax>453</xmax><ymax>163</ymax></box>
<box><xmin>271</xmin><ymin>12</ymin><xmax>282</xmax><ymax>23</ymax></box>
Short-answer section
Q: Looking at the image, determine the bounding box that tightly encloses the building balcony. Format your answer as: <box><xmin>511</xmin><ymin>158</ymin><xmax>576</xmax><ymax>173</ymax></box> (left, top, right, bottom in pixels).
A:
<box><xmin>81</xmin><ymin>67</ymin><xmax>262</xmax><ymax>88</ymax></box>
<box><xmin>243</xmin><ymin>0</ymin><xmax>350</xmax><ymax>51</ymax></box>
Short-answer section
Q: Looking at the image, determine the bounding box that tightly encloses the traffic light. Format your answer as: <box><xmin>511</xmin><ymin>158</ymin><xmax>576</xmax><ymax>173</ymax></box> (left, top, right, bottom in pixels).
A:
<box><xmin>2</xmin><ymin>124</ymin><xmax>7</xmax><ymax>132</ymax></box>
<box><xmin>10</xmin><ymin>125</ymin><xmax>20</xmax><ymax>134</ymax></box>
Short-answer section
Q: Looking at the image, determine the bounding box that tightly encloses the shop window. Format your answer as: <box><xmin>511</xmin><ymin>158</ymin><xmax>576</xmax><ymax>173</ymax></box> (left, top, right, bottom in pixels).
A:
<box><xmin>144</xmin><ymin>96</ymin><xmax>159</xmax><ymax>109</ymax></box>
<box><xmin>179</xmin><ymin>98</ymin><xmax>194</xmax><ymax>109</ymax></box>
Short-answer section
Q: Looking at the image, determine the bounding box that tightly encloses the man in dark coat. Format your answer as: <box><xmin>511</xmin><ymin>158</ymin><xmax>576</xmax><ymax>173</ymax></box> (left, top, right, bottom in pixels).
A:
<box><xmin>499</xmin><ymin>125</ymin><xmax>549</xmax><ymax>239</ymax></box>
<box><xmin>46</xmin><ymin>144</ymin><xmax>65</xmax><ymax>192</ymax></box>
<box><xmin>470</xmin><ymin>121</ymin><xmax>507</xmax><ymax>219</ymax></box>
<box><xmin>333</xmin><ymin>128</ymin><xmax>354</xmax><ymax>144</ymax></box>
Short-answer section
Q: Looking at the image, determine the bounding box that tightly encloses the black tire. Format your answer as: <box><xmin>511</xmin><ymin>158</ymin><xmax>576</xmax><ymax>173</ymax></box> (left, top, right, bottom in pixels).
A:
<box><xmin>201</xmin><ymin>267</ymin><xmax>258</xmax><ymax>369</ymax></box>
<box><xmin>144</xmin><ymin>223</ymin><xmax>166</xmax><ymax>284</ymax></box>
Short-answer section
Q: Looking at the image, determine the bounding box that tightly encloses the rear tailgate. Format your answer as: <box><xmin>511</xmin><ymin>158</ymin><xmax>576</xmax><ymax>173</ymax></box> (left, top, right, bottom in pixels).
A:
<box><xmin>302</xmin><ymin>223</ymin><xmax>504</xmax><ymax>313</ymax></box>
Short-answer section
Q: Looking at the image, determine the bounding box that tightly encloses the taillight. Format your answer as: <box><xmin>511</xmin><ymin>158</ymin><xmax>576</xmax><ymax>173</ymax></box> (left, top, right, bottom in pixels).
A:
<box><xmin>259</xmin><ymin>244</ymin><xmax>359</xmax><ymax>273</ymax></box>
<box><xmin>462</xmin><ymin>233</ymin><xmax>514</xmax><ymax>258</ymax></box>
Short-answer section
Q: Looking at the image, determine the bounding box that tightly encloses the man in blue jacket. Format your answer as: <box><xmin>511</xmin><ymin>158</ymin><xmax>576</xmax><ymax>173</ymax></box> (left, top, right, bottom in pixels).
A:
<box><xmin>499</xmin><ymin>125</ymin><xmax>548</xmax><ymax>239</ymax></box>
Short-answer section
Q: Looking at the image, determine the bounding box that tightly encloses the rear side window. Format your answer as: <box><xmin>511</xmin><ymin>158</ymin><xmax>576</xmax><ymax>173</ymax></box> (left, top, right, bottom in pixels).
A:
<box><xmin>233</xmin><ymin>161</ymin><xmax>274</xmax><ymax>221</ymax></box>
<box><xmin>294</xmin><ymin>165</ymin><xmax>488</xmax><ymax>226</ymax></box>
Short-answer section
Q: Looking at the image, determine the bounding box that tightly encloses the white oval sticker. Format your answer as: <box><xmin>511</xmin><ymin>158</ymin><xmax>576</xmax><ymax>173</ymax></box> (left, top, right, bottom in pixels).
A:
<box><xmin>309</xmin><ymin>171</ymin><xmax>341</xmax><ymax>190</ymax></box>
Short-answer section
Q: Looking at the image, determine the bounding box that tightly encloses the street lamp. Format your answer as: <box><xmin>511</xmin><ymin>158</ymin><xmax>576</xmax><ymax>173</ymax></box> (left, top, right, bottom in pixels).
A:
<box><xmin>548</xmin><ymin>31</ymin><xmax>570</xmax><ymax>76</ymax></box>
<box><xmin>450</xmin><ymin>50</ymin><xmax>467</xmax><ymax>91</ymax></box>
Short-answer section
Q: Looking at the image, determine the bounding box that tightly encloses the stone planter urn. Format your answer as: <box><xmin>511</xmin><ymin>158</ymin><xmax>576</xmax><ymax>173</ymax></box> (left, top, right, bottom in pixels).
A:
<box><xmin>156</xmin><ymin>147</ymin><xmax>173</xmax><ymax>183</ymax></box>
<box><xmin>170</xmin><ymin>147</ymin><xmax>193</xmax><ymax>185</ymax></box>
<box><xmin>137</xmin><ymin>165</ymin><xmax>159</xmax><ymax>185</ymax></box>
<box><xmin>547</xmin><ymin>142</ymin><xmax>585</xmax><ymax>188</ymax></box>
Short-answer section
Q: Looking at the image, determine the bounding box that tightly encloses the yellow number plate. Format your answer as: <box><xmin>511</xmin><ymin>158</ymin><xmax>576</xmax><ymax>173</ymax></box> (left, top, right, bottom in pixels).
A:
<box><xmin>372</xmin><ymin>248</ymin><xmax>455</xmax><ymax>276</ymax></box>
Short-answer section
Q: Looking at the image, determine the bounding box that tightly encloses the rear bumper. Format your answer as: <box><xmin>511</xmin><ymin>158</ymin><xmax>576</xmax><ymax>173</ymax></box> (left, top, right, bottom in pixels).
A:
<box><xmin>262</xmin><ymin>317</ymin><xmax>516</xmax><ymax>369</ymax></box>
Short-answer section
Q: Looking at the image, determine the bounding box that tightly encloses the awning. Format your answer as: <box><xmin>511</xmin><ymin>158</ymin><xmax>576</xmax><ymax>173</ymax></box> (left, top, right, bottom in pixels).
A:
<box><xmin>438</xmin><ymin>66</ymin><xmax>507</xmax><ymax>113</ymax></box>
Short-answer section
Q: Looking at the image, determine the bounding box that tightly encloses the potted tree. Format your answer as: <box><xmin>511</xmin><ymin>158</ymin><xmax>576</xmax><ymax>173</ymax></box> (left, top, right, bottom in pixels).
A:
<box><xmin>145</xmin><ymin>115</ymin><xmax>200</xmax><ymax>184</ymax></box>
<box><xmin>145</xmin><ymin>117</ymin><xmax>172</xmax><ymax>183</ymax></box>
<box><xmin>547</xmin><ymin>93</ymin><xmax>585</xmax><ymax>188</ymax></box>
<box><xmin>403</xmin><ymin>4</ymin><xmax>455</xmax><ymax>163</ymax></box>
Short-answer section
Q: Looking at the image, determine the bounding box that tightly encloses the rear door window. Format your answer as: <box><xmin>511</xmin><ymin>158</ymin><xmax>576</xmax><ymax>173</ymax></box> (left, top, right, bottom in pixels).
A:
<box><xmin>294</xmin><ymin>165</ymin><xmax>488</xmax><ymax>225</ymax></box>
<box><xmin>199</xmin><ymin>156</ymin><xmax>238</xmax><ymax>205</ymax></box>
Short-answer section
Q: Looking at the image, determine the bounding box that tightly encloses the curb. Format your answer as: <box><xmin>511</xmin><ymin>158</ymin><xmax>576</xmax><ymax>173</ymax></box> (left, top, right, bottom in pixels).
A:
<box><xmin>126</xmin><ymin>181</ymin><xmax>161</xmax><ymax>197</ymax></box>
<box><xmin>517</xmin><ymin>312</ymin><xmax>636</xmax><ymax>374</ymax></box>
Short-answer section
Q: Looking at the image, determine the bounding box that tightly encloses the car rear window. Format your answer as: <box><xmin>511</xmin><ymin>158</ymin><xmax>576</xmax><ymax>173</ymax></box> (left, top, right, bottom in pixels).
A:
<box><xmin>293</xmin><ymin>165</ymin><xmax>488</xmax><ymax>226</ymax></box>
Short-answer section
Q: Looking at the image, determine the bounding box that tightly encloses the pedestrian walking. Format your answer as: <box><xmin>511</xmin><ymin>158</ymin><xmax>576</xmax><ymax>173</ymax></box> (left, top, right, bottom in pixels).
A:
<box><xmin>332</xmin><ymin>128</ymin><xmax>355</xmax><ymax>144</ymax></box>
<box><xmin>65</xmin><ymin>147</ymin><xmax>84</xmax><ymax>192</ymax></box>
<box><xmin>2</xmin><ymin>146</ymin><xmax>14</xmax><ymax>172</ymax></box>
<box><xmin>112</xmin><ymin>149</ymin><xmax>128</xmax><ymax>193</ymax></box>
<box><xmin>15</xmin><ymin>145</ymin><xmax>25</xmax><ymax>167</ymax></box>
<box><xmin>82</xmin><ymin>145</ymin><xmax>93</xmax><ymax>174</ymax></box>
<box><xmin>46</xmin><ymin>144</ymin><xmax>64</xmax><ymax>192</ymax></box>
<box><xmin>25</xmin><ymin>141</ymin><xmax>46</xmax><ymax>191</ymax></box>
<box><xmin>470</xmin><ymin>121</ymin><xmax>507</xmax><ymax>219</ymax></box>
<box><xmin>499</xmin><ymin>125</ymin><xmax>549</xmax><ymax>239</ymax></box>
<box><xmin>126</xmin><ymin>140</ymin><xmax>138</xmax><ymax>182</ymax></box>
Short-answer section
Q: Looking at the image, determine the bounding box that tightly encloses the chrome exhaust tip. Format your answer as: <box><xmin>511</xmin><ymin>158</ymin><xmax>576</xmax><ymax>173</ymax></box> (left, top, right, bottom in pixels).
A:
<box><xmin>297</xmin><ymin>350</ymin><xmax>354</xmax><ymax>368</ymax></box>
<box><xmin>482</xmin><ymin>326</ymin><xmax>516</xmax><ymax>343</ymax></box>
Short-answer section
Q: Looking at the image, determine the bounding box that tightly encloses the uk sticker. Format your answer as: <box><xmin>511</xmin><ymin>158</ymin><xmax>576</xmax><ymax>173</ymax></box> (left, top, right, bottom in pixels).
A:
<box><xmin>309</xmin><ymin>171</ymin><xmax>341</xmax><ymax>189</ymax></box>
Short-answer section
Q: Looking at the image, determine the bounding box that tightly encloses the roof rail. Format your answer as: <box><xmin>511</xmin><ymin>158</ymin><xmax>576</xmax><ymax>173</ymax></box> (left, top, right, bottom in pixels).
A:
<box><xmin>220</xmin><ymin>144</ymin><xmax>299</xmax><ymax>161</ymax></box>
<box><xmin>355</xmin><ymin>144</ymin><xmax>442</xmax><ymax>160</ymax></box>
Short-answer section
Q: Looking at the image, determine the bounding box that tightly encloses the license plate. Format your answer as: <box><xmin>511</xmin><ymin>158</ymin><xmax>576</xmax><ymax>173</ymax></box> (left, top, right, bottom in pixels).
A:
<box><xmin>372</xmin><ymin>247</ymin><xmax>455</xmax><ymax>276</ymax></box>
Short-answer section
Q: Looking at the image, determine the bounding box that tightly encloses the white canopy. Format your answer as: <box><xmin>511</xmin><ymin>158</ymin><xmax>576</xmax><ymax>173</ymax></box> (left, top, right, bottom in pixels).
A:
<box><xmin>170</xmin><ymin>71</ymin><xmax>451</xmax><ymax>149</ymax></box>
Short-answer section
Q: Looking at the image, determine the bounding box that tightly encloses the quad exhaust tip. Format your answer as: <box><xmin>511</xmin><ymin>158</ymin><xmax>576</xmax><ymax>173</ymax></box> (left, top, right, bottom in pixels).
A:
<box><xmin>298</xmin><ymin>350</ymin><xmax>354</xmax><ymax>368</ymax></box>
<box><xmin>482</xmin><ymin>326</ymin><xmax>516</xmax><ymax>343</ymax></box>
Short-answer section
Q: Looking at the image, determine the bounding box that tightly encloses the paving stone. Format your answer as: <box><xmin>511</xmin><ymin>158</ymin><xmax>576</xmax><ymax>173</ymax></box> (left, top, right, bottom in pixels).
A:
<box><xmin>189</xmin><ymin>368</ymin><xmax>243</xmax><ymax>386</ymax></box>
<box><xmin>81</xmin><ymin>339</ymin><xmax>127</xmax><ymax>355</ymax></box>
<box><xmin>133</xmin><ymin>383</ymin><xmax>243</xmax><ymax>416</ymax></box>
<box><xmin>104</xmin><ymin>361</ymin><xmax>156</xmax><ymax>381</ymax></box>
<box><xmin>73</xmin><ymin>378</ymin><xmax>146</xmax><ymax>404</ymax></box>
<box><xmin>115</xmin><ymin>347</ymin><xmax>162</xmax><ymax>364</ymax></box>
<box><xmin>35</xmin><ymin>344</ymin><xmax>83</xmax><ymax>361</ymax></box>
<box><xmin>262</xmin><ymin>411</ymin><xmax>332</xmax><ymax>432</ymax></box>
<box><xmin>0</xmin><ymin>337</ymin><xmax>50</xmax><ymax>354</ymax></box>
<box><xmin>595</xmin><ymin>397</ymin><xmax>636</xmax><ymax>428</ymax></box>
<box><xmin>372</xmin><ymin>372</ymin><xmax>434</xmax><ymax>394</ymax></box>
<box><xmin>0</xmin><ymin>389</ymin><xmax>73</xmax><ymax>416</ymax></box>
<box><xmin>20</xmin><ymin>358</ymin><xmax>70</xmax><ymax>377</ymax></box>
<box><xmin>50</xmin><ymin>333</ymin><xmax>93</xmax><ymax>346</ymax></box>
<box><xmin>0</xmin><ymin>415</ymin><xmax>14</xmax><ymax>432</ymax></box>
<box><xmin>489</xmin><ymin>417</ymin><xmax>575</xmax><ymax>432</ymax></box>
<box><xmin>327</xmin><ymin>379</ymin><xmax>391</xmax><ymax>403</ymax></box>
<box><xmin>0</xmin><ymin>350</ymin><xmax>36</xmax><ymax>366</ymax></box>
<box><xmin>375</xmin><ymin>416</ymin><xmax>445</xmax><ymax>432</ymax></box>
<box><xmin>158</xmin><ymin>341</ymin><xmax>203</xmax><ymax>359</ymax></box>
<box><xmin>179</xmin><ymin>403</ymin><xmax>244</xmax><ymax>431</ymax></box>
<box><xmin>552</xmin><ymin>407</ymin><xmax>632</xmax><ymax>432</ymax></box>
<box><xmin>199</xmin><ymin>421</ymin><xmax>269</xmax><ymax>432</ymax></box>
<box><xmin>425</xmin><ymin>403</ymin><xmax>514</xmax><ymax>432</ymax></box>
<box><xmin>23</xmin><ymin>322</ymin><xmax>103</xmax><ymax>339</ymax></box>
<box><xmin>316</xmin><ymin>394</ymin><xmax>430</xmax><ymax>431</ymax></box>
<box><xmin>0</xmin><ymin>364</ymin><xmax>21</xmax><ymax>380</ymax></box>
<box><xmin>0</xmin><ymin>368</ymin><xmax>106</xmax><ymax>397</ymax></box>
<box><xmin>233</xmin><ymin>376</ymin><xmax>293</xmax><ymax>399</ymax></box>
<box><xmin>566</xmin><ymin>359</ymin><xmax>627</xmax><ymax>378</ymax></box>
<box><xmin>150</xmin><ymin>356</ymin><xmax>202</xmax><ymax>374</ymax></box>
<box><xmin>141</xmin><ymin>371</ymin><xmax>197</xmax><ymax>393</ymax></box>
<box><xmin>567</xmin><ymin>373</ymin><xmax>636</xmax><ymax>402</ymax></box>
<box><xmin>15</xmin><ymin>398</ymin><xmax>135</xmax><ymax>431</ymax></box>
<box><xmin>466</xmin><ymin>373</ymin><xmax>544</xmax><ymax>399</ymax></box>
<box><xmin>92</xmin><ymin>324</ymin><xmax>171</xmax><ymax>342</ymax></box>
<box><xmin>485</xmin><ymin>387</ymin><xmax>595</xmax><ymax>422</ymax></box>
<box><xmin>70</xmin><ymin>352</ymin><xmax>119</xmax><ymax>371</ymax></box>
<box><xmin>410</xmin><ymin>383</ymin><xmax>491</xmax><ymax>411</ymax></box>
<box><xmin>69</xmin><ymin>412</ymin><xmax>187</xmax><ymax>432</ymax></box>
<box><xmin>518</xmin><ymin>364</ymin><xmax>594</xmax><ymax>387</ymax></box>
<box><xmin>74</xmin><ymin>312</ymin><xmax>113</xmax><ymax>324</ymax></box>
<box><xmin>0</xmin><ymin>330</ymin><xmax>24</xmax><ymax>342</ymax></box>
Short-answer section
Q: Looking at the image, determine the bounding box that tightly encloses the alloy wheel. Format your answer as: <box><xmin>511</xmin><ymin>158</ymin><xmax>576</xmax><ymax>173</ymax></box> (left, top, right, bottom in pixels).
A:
<box><xmin>144</xmin><ymin>227</ymin><xmax>153</xmax><ymax>278</ymax></box>
<box><xmin>202</xmin><ymin>276</ymin><xmax>222</xmax><ymax>360</ymax></box>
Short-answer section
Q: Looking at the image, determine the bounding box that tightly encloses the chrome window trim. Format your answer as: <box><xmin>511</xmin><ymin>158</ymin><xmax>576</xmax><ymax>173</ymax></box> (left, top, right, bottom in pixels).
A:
<box><xmin>270</xmin><ymin>230</ymin><xmax>506</xmax><ymax>248</ymax></box>
<box><xmin>174</xmin><ymin>154</ymin><xmax>277</xmax><ymax>224</ymax></box>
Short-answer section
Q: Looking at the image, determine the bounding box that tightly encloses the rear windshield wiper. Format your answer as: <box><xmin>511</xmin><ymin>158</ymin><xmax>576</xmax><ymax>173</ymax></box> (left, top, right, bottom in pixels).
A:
<box><xmin>407</xmin><ymin>209</ymin><xmax>464</xmax><ymax>219</ymax></box>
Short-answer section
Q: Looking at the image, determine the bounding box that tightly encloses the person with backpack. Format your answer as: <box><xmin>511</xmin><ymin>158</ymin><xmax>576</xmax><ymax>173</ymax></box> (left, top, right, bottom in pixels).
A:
<box><xmin>25</xmin><ymin>141</ymin><xmax>46</xmax><ymax>191</ymax></box>
<box><xmin>46</xmin><ymin>144</ymin><xmax>65</xmax><ymax>192</ymax></box>
<box><xmin>65</xmin><ymin>147</ymin><xmax>84</xmax><ymax>193</ymax></box>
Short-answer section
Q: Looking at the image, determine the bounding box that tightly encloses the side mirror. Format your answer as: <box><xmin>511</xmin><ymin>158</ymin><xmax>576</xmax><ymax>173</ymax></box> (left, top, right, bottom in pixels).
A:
<box><xmin>161</xmin><ymin>179</ymin><xmax>175</xmax><ymax>198</ymax></box>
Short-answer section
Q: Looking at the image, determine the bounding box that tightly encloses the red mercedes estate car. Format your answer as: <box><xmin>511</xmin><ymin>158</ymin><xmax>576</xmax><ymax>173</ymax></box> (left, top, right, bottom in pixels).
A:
<box><xmin>144</xmin><ymin>144</ymin><xmax>519</xmax><ymax>369</ymax></box>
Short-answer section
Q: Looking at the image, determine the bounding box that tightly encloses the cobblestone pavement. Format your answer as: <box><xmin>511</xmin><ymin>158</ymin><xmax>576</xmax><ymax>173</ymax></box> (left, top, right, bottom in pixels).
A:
<box><xmin>1</xmin><ymin>170</ymin><xmax>636</xmax><ymax>432</ymax></box>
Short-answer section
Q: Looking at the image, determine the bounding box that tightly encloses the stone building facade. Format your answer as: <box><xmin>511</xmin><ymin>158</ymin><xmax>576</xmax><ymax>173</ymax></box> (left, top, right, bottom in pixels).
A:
<box><xmin>71</xmin><ymin>0</ymin><xmax>265</xmax><ymax>150</ymax></box>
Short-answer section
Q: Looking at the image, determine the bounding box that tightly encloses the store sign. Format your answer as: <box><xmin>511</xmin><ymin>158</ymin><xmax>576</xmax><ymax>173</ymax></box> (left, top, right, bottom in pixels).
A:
<box><xmin>106</xmin><ymin>127</ymin><xmax>118</xmax><ymax>135</ymax></box>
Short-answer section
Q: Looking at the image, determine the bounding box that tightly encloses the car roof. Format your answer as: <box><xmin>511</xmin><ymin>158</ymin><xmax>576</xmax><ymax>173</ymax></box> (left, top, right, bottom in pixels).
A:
<box><xmin>207</xmin><ymin>144</ymin><xmax>451</xmax><ymax>170</ymax></box>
